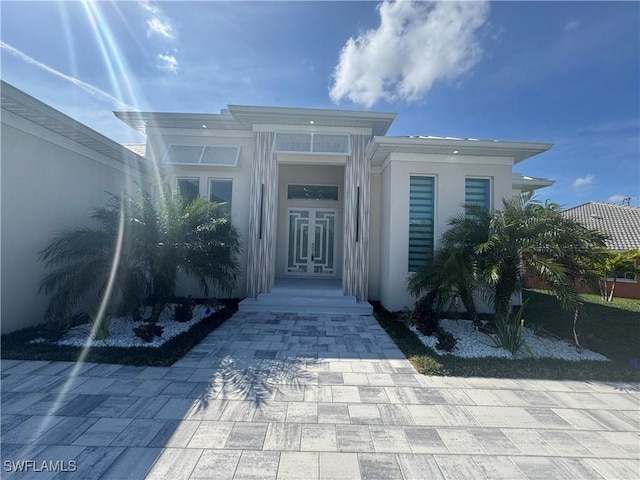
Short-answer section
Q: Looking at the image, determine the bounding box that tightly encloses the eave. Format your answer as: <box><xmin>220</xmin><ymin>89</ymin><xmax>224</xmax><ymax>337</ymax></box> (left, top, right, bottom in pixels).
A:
<box><xmin>366</xmin><ymin>136</ymin><xmax>553</xmax><ymax>166</ymax></box>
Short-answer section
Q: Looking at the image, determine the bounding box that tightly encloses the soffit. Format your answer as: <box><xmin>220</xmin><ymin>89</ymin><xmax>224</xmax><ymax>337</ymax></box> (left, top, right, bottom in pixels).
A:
<box><xmin>227</xmin><ymin>105</ymin><xmax>397</xmax><ymax>136</ymax></box>
<box><xmin>512</xmin><ymin>173</ymin><xmax>555</xmax><ymax>192</ymax></box>
<box><xmin>114</xmin><ymin>111</ymin><xmax>249</xmax><ymax>135</ymax></box>
<box><xmin>1</xmin><ymin>81</ymin><xmax>150</xmax><ymax>174</ymax></box>
<box><xmin>366</xmin><ymin>136</ymin><xmax>553</xmax><ymax>165</ymax></box>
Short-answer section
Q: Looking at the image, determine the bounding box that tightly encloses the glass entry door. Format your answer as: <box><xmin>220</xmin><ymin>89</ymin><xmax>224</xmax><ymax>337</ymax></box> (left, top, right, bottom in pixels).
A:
<box><xmin>286</xmin><ymin>208</ymin><xmax>337</xmax><ymax>276</ymax></box>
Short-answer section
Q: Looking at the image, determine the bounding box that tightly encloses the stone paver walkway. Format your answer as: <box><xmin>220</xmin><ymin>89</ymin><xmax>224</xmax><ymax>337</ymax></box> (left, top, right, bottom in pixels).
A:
<box><xmin>1</xmin><ymin>312</ymin><xmax>639</xmax><ymax>479</ymax></box>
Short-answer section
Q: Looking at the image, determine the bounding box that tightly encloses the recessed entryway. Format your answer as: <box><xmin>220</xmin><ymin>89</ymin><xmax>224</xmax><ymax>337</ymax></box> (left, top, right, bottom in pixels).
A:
<box><xmin>286</xmin><ymin>208</ymin><xmax>337</xmax><ymax>276</ymax></box>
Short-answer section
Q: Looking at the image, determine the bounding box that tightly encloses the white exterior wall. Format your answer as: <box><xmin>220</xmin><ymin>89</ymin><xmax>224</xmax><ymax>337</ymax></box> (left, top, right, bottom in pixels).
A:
<box><xmin>145</xmin><ymin>128</ymin><xmax>254</xmax><ymax>298</ymax></box>
<box><xmin>1</xmin><ymin>111</ymin><xmax>149</xmax><ymax>333</ymax></box>
<box><xmin>377</xmin><ymin>152</ymin><xmax>514</xmax><ymax>312</ymax></box>
<box><xmin>275</xmin><ymin>164</ymin><xmax>344</xmax><ymax>279</ymax></box>
<box><xmin>368</xmin><ymin>171</ymin><xmax>382</xmax><ymax>300</ymax></box>
<box><xmin>378</xmin><ymin>163</ymin><xmax>394</xmax><ymax>308</ymax></box>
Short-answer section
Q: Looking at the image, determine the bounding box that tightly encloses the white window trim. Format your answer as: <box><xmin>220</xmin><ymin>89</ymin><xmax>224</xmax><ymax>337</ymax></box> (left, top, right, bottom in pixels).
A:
<box><xmin>465</xmin><ymin>176</ymin><xmax>493</xmax><ymax>210</ymax></box>
<box><xmin>272</xmin><ymin>131</ymin><xmax>352</xmax><ymax>156</ymax></box>
<box><xmin>408</xmin><ymin>174</ymin><xmax>437</xmax><ymax>273</ymax></box>
<box><xmin>605</xmin><ymin>274</ymin><xmax>638</xmax><ymax>283</ymax></box>
<box><xmin>286</xmin><ymin>183</ymin><xmax>340</xmax><ymax>201</ymax></box>
<box><xmin>208</xmin><ymin>177</ymin><xmax>233</xmax><ymax>210</ymax></box>
<box><xmin>163</xmin><ymin>144</ymin><xmax>241</xmax><ymax>166</ymax></box>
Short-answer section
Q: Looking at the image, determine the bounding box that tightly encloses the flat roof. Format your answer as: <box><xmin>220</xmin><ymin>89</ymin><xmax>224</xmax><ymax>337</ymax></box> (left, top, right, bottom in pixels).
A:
<box><xmin>115</xmin><ymin>105</ymin><xmax>397</xmax><ymax>136</ymax></box>
<box><xmin>366</xmin><ymin>135</ymin><xmax>553</xmax><ymax>165</ymax></box>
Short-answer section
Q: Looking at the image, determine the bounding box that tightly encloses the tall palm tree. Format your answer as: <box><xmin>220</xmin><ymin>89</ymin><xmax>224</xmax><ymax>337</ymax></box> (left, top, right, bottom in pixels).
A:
<box><xmin>39</xmin><ymin>187</ymin><xmax>241</xmax><ymax>330</ymax></box>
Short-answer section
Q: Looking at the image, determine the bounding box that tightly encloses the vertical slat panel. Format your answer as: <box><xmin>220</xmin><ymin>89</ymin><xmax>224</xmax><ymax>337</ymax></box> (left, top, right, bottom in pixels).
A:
<box><xmin>342</xmin><ymin>134</ymin><xmax>371</xmax><ymax>301</ymax></box>
<box><xmin>246</xmin><ymin>131</ymin><xmax>277</xmax><ymax>297</ymax></box>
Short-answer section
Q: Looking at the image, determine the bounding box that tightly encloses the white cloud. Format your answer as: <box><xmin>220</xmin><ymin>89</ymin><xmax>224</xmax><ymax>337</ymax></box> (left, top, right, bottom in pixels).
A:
<box><xmin>607</xmin><ymin>195</ymin><xmax>626</xmax><ymax>203</ymax></box>
<box><xmin>142</xmin><ymin>1</ymin><xmax>175</xmax><ymax>39</ymax></box>
<box><xmin>157</xmin><ymin>53</ymin><xmax>178</xmax><ymax>72</ymax></box>
<box><xmin>564</xmin><ymin>20</ymin><xmax>580</xmax><ymax>32</ymax></box>
<box><xmin>329</xmin><ymin>0</ymin><xmax>490</xmax><ymax>107</ymax></box>
<box><xmin>572</xmin><ymin>175</ymin><xmax>594</xmax><ymax>187</ymax></box>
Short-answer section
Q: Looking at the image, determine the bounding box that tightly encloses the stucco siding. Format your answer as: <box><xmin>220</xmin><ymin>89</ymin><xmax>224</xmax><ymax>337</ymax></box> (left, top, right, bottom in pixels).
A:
<box><xmin>145</xmin><ymin>130</ymin><xmax>254</xmax><ymax>299</ymax></box>
<box><xmin>377</xmin><ymin>154</ymin><xmax>515</xmax><ymax>312</ymax></box>
<box><xmin>368</xmin><ymin>171</ymin><xmax>381</xmax><ymax>300</ymax></box>
<box><xmin>1</xmin><ymin>119</ymin><xmax>147</xmax><ymax>333</ymax></box>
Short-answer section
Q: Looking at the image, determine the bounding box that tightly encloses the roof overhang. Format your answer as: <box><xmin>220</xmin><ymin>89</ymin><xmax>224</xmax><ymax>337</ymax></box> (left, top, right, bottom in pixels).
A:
<box><xmin>113</xmin><ymin>110</ymin><xmax>248</xmax><ymax>135</ymax></box>
<box><xmin>512</xmin><ymin>173</ymin><xmax>555</xmax><ymax>192</ymax></box>
<box><xmin>366</xmin><ymin>136</ymin><xmax>553</xmax><ymax>166</ymax></box>
<box><xmin>115</xmin><ymin>106</ymin><xmax>396</xmax><ymax>136</ymax></box>
<box><xmin>227</xmin><ymin>105</ymin><xmax>396</xmax><ymax>136</ymax></box>
<box><xmin>1</xmin><ymin>81</ymin><xmax>152</xmax><ymax>177</ymax></box>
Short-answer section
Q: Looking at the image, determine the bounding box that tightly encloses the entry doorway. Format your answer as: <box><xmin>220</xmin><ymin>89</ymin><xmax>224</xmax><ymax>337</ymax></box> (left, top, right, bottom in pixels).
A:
<box><xmin>286</xmin><ymin>208</ymin><xmax>337</xmax><ymax>276</ymax></box>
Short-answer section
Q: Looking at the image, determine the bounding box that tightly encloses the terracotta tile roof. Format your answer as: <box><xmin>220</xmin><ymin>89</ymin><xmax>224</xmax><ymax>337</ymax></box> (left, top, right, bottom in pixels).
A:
<box><xmin>563</xmin><ymin>202</ymin><xmax>640</xmax><ymax>251</ymax></box>
<box><xmin>123</xmin><ymin>143</ymin><xmax>146</xmax><ymax>157</ymax></box>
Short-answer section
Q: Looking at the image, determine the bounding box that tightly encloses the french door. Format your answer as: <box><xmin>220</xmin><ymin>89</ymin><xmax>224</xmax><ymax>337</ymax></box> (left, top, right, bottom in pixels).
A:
<box><xmin>286</xmin><ymin>208</ymin><xmax>337</xmax><ymax>276</ymax></box>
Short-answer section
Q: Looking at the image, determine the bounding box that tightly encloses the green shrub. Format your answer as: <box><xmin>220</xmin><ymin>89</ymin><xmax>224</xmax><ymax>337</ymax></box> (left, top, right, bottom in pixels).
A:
<box><xmin>485</xmin><ymin>301</ymin><xmax>533</xmax><ymax>357</ymax></box>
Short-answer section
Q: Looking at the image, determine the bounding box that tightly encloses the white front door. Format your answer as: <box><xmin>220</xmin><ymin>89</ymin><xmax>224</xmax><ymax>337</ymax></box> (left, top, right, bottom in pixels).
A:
<box><xmin>286</xmin><ymin>208</ymin><xmax>337</xmax><ymax>276</ymax></box>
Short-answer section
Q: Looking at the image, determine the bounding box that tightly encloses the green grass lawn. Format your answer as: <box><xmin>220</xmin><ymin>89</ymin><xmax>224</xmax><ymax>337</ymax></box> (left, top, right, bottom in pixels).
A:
<box><xmin>374</xmin><ymin>290</ymin><xmax>640</xmax><ymax>382</ymax></box>
<box><xmin>523</xmin><ymin>289</ymin><xmax>639</xmax><ymax>364</ymax></box>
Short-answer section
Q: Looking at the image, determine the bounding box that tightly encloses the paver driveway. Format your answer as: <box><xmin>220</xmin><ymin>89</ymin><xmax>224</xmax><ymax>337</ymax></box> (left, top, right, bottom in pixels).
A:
<box><xmin>1</xmin><ymin>311</ymin><xmax>639</xmax><ymax>479</ymax></box>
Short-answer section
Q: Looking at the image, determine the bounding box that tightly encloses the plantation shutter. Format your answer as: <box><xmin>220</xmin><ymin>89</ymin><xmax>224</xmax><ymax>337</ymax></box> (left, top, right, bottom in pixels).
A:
<box><xmin>408</xmin><ymin>176</ymin><xmax>435</xmax><ymax>272</ymax></box>
<box><xmin>465</xmin><ymin>178</ymin><xmax>491</xmax><ymax>209</ymax></box>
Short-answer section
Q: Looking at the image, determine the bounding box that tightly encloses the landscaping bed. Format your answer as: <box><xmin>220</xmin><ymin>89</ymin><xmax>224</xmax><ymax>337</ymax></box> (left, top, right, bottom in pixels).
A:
<box><xmin>373</xmin><ymin>290</ymin><xmax>640</xmax><ymax>382</ymax></box>
<box><xmin>0</xmin><ymin>300</ymin><xmax>238</xmax><ymax>367</ymax></box>
<box><xmin>410</xmin><ymin>318</ymin><xmax>608</xmax><ymax>361</ymax></box>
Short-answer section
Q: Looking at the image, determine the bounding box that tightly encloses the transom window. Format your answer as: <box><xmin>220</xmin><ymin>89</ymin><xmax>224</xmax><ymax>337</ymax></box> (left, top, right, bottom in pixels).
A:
<box><xmin>408</xmin><ymin>176</ymin><xmax>435</xmax><ymax>272</ymax></box>
<box><xmin>287</xmin><ymin>185</ymin><xmax>339</xmax><ymax>201</ymax></box>
<box><xmin>164</xmin><ymin>145</ymin><xmax>240</xmax><ymax>166</ymax></box>
<box><xmin>273</xmin><ymin>132</ymin><xmax>350</xmax><ymax>155</ymax></box>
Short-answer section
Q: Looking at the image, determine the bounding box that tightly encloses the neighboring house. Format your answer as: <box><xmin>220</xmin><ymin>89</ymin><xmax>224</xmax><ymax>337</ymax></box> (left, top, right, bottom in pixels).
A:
<box><xmin>1</xmin><ymin>81</ymin><xmax>153</xmax><ymax>333</ymax></box>
<box><xmin>563</xmin><ymin>202</ymin><xmax>640</xmax><ymax>299</ymax></box>
<box><xmin>115</xmin><ymin>106</ymin><xmax>554</xmax><ymax>312</ymax></box>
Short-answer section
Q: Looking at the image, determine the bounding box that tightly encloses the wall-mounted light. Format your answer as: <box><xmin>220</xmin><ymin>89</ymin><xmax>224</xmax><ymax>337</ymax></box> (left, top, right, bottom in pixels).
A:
<box><xmin>202</xmin><ymin>125</ymin><xmax>208</xmax><ymax>128</ymax></box>
<box><xmin>309</xmin><ymin>120</ymin><xmax>315</xmax><ymax>125</ymax></box>
<box><xmin>452</xmin><ymin>150</ymin><xmax>459</xmax><ymax>154</ymax></box>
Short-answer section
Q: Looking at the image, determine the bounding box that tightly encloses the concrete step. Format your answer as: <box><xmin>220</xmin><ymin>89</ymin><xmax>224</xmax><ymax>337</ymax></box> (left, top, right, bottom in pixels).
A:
<box><xmin>267</xmin><ymin>286</ymin><xmax>344</xmax><ymax>297</ymax></box>
<box><xmin>238</xmin><ymin>299</ymin><xmax>373</xmax><ymax>315</ymax></box>
<box><xmin>254</xmin><ymin>294</ymin><xmax>358</xmax><ymax>306</ymax></box>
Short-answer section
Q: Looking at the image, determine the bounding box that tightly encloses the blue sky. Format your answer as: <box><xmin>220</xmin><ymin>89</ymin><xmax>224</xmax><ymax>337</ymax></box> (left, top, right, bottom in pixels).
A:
<box><xmin>1</xmin><ymin>1</ymin><xmax>638</xmax><ymax>208</ymax></box>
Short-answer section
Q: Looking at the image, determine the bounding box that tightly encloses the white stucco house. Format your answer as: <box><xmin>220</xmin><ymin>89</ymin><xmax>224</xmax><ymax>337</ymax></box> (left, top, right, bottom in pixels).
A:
<box><xmin>1</xmin><ymin>80</ymin><xmax>554</xmax><ymax>333</ymax></box>
<box><xmin>114</xmin><ymin>105</ymin><xmax>554</xmax><ymax>314</ymax></box>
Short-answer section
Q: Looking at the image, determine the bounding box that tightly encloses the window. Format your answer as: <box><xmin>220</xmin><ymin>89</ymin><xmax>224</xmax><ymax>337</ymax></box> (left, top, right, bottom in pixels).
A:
<box><xmin>273</xmin><ymin>132</ymin><xmax>350</xmax><ymax>155</ymax></box>
<box><xmin>287</xmin><ymin>185</ymin><xmax>339</xmax><ymax>201</ymax></box>
<box><xmin>408</xmin><ymin>176</ymin><xmax>435</xmax><ymax>272</ymax></box>
<box><xmin>177</xmin><ymin>178</ymin><xmax>199</xmax><ymax>205</ymax></box>
<box><xmin>209</xmin><ymin>179</ymin><xmax>233</xmax><ymax>213</ymax></box>
<box><xmin>164</xmin><ymin>145</ymin><xmax>240</xmax><ymax>166</ymax></box>
<box><xmin>465</xmin><ymin>178</ymin><xmax>491</xmax><ymax>210</ymax></box>
<box><xmin>608</xmin><ymin>272</ymin><xmax>637</xmax><ymax>282</ymax></box>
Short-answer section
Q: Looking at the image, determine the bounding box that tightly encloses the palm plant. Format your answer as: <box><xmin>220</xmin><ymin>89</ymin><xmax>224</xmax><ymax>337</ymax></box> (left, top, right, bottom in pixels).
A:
<box><xmin>39</xmin><ymin>187</ymin><xmax>241</xmax><ymax>333</ymax></box>
<box><xmin>408</xmin><ymin>245</ymin><xmax>480</xmax><ymax>324</ymax></box>
<box><xmin>440</xmin><ymin>195</ymin><xmax>607</xmax><ymax>323</ymax></box>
